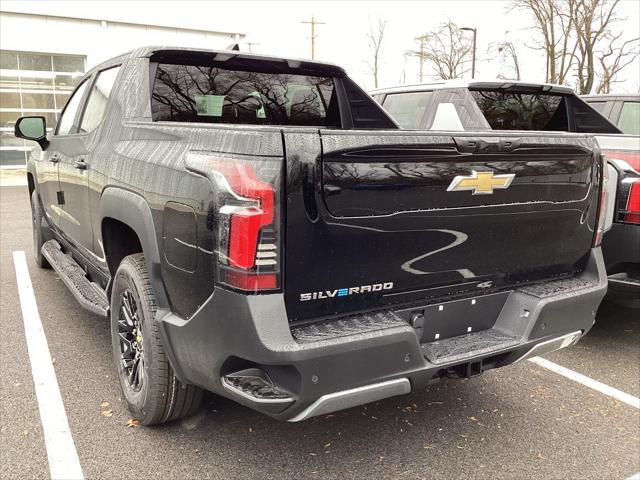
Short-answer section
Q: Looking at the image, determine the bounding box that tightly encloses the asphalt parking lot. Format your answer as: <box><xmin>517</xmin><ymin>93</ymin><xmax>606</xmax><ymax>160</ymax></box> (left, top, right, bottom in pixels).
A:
<box><xmin>1</xmin><ymin>183</ymin><xmax>639</xmax><ymax>480</ymax></box>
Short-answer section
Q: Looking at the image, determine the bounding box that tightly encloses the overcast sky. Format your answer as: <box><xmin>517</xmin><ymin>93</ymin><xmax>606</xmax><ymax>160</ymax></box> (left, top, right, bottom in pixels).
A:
<box><xmin>4</xmin><ymin>0</ymin><xmax>640</xmax><ymax>92</ymax></box>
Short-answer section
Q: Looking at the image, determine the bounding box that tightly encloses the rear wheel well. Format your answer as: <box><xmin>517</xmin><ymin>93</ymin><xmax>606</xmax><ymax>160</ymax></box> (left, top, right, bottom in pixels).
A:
<box><xmin>102</xmin><ymin>218</ymin><xmax>143</xmax><ymax>276</ymax></box>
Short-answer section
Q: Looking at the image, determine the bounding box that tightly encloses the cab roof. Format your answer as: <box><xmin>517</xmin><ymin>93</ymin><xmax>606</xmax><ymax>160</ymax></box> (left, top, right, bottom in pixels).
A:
<box><xmin>370</xmin><ymin>79</ymin><xmax>576</xmax><ymax>95</ymax></box>
<box><xmin>129</xmin><ymin>46</ymin><xmax>346</xmax><ymax>76</ymax></box>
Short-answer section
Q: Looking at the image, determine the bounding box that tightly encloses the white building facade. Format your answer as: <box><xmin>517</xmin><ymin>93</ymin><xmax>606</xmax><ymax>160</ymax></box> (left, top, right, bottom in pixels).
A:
<box><xmin>0</xmin><ymin>8</ymin><xmax>244</xmax><ymax>166</ymax></box>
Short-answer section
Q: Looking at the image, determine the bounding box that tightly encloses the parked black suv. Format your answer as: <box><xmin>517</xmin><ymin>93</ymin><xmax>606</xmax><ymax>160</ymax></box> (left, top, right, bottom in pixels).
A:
<box><xmin>16</xmin><ymin>48</ymin><xmax>608</xmax><ymax>425</ymax></box>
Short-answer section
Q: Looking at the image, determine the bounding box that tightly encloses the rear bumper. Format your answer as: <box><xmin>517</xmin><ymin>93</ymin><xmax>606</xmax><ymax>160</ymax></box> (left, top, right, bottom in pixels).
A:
<box><xmin>602</xmin><ymin>222</ymin><xmax>640</xmax><ymax>291</ymax></box>
<box><xmin>158</xmin><ymin>248</ymin><xmax>607</xmax><ymax>421</ymax></box>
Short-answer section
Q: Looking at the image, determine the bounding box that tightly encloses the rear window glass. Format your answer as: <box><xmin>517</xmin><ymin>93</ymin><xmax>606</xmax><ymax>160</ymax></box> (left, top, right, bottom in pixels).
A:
<box><xmin>151</xmin><ymin>63</ymin><xmax>340</xmax><ymax>127</ymax></box>
<box><xmin>618</xmin><ymin>102</ymin><xmax>639</xmax><ymax>135</ymax></box>
<box><xmin>470</xmin><ymin>91</ymin><xmax>568</xmax><ymax>131</ymax></box>
<box><xmin>382</xmin><ymin>92</ymin><xmax>432</xmax><ymax>129</ymax></box>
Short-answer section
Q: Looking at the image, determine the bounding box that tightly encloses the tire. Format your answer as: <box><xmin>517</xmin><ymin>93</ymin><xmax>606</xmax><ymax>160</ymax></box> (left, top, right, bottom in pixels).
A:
<box><xmin>110</xmin><ymin>253</ymin><xmax>203</xmax><ymax>425</ymax></box>
<box><xmin>30</xmin><ymin>191</ymin><xmax>51</xmax><ymax>269</ymax></box>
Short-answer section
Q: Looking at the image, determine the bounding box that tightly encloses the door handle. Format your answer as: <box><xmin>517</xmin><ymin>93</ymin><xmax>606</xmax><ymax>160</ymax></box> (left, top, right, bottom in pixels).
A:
<box><xmin>50</xmin><ymin>154</ymin><xmax>60</xmax><ymax>164</ymax></box>
<box><xmin>73</xmin><ymin>158</ymin><xmax>87</xmax><ymax>170</ymax></box>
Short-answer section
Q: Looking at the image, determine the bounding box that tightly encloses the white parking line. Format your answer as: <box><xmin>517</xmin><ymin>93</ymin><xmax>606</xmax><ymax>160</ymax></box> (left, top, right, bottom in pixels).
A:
<box><xmin>529</xmin><ymin>356</ymin><xmax>640</xmax><ymax>410</ymax></box>
<box><xmin>625</xmin><ymin>473</ymin><xmax>640</xmax><ymax>480</ymax></box>
<box><xmin>13</xmin><ymin>251</ymin><xmax>84</xmax><ymax>480</ymax></box>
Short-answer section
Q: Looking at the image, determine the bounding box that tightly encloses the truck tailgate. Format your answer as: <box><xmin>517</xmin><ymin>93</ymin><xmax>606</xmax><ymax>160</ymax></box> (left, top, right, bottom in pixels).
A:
<box><xmin>283</xmin><ymin>130</ymin><xmax>600</xmax><ymax>322</ymax></box>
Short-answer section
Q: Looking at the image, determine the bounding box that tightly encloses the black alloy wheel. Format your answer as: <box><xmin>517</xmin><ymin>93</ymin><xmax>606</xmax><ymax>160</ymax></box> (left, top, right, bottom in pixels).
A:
<box><xmin>117</xmin><ymin>289</ymin><xmax>145</xmax><ymax>392</ymax></box>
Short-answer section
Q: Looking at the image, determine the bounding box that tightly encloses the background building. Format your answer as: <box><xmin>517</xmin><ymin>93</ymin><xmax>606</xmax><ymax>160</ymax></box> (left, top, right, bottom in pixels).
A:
<box><xmin>0</xmin><ymin>8</ymin><xmax>244</xmax><ymax>167</ymax></box>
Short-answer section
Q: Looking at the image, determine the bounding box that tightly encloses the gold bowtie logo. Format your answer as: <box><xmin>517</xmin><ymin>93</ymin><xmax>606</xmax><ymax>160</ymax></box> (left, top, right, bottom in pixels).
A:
<box><xmin>447</xmin><ymin>170</ymin><xmax>515</xmax><ymax>195</ymax></box>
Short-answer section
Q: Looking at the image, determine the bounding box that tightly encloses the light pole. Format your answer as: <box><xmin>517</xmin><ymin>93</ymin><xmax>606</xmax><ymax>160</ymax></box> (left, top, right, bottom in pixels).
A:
<box><xmin>460</xmin><ymin>27</ymin><xmax>477</xmax><ymax>79</ymax></box>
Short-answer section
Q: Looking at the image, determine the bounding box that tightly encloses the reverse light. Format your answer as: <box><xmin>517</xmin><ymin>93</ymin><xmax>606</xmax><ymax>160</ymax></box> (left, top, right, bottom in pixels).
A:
<box><xmin>624</xmin><ymin>180</ymin><xmax>640</xmax><ymax>224</ymax></box>
<box><xmin>186</xmin><ymin>153</ymin><xmax>281</xmax><ymax>292</ymax></box>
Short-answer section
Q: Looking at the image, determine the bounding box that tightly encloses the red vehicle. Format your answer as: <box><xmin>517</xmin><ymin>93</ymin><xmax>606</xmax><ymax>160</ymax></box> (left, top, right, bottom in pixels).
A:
<box><xmin>582</xmin><ymin>94</ymin><xmax>639</xmax><ymax>300</ymax></box>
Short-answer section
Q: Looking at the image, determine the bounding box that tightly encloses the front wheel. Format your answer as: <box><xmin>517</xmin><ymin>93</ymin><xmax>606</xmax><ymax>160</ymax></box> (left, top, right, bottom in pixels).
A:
<box><xmin>110</xmin><ymin>254</ymin><xmax>203</xmax><ymax>425</ymax></box>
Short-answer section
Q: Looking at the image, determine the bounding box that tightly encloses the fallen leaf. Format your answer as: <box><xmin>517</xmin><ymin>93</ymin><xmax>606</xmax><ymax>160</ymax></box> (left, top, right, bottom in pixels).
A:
<box><xmin>469</xmin><ymin>416</ymin><xmax>477</xmax><ymax>421</ymax></box>
<box><xmin>324</xmin><ymin>443</ymin><xmax>331</xmax><ymax>448</ymax></box>
<box><xmin>126</xmin><ymin>419</ymin><xmax>140</xmax><ymax>428</ymax></box>
<box><xmin>101</xmin><ymin>410</ymin><xmax>113</xmax><ymax>417</ymax></box>
<box><xmin>536</xmin><ymin>453</ymin><xmax>546</xmax><ymax>460</ymax></box>
<box><xmin>100</xmin><ymin>402</ymin><xmax>109</xmax><ymax>408</ymax></box>
<box><xmin>424</xmin><ymin>444</ymin><xmax>435</xmax><ymax>449</ymax></box>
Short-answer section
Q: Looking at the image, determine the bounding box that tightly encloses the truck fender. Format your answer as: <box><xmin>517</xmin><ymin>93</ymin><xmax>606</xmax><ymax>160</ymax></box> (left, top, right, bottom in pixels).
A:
<box><xmin>99</xmin><ymin>187</ymin><xmax>170</xmax><ymax>310</ymax></box>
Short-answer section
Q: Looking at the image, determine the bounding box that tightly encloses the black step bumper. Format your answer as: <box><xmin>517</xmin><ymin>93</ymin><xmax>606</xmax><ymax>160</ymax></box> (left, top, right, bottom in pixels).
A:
<box><xmin>602</xmin><ymin>222</ymin><xmax>640</xmax><ymax>292</ymax></box>
<box><xmin>157</xmin><ymin>248</ymin><xmax>607</xmax><ymax>421</ymax></box>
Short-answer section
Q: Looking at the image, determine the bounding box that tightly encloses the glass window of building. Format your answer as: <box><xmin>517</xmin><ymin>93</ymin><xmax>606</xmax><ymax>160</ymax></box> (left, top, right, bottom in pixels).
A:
<box><xmin>0</xmin><ymin>50</ymin><xmax>85</xmax><ymax>166</ymax></box>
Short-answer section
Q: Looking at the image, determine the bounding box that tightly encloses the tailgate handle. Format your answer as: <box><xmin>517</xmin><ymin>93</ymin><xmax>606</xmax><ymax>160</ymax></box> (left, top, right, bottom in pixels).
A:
<box><xmin>454</xmin><ymin>137</ymin><xmax>521</xmax><ymax>153</ymax></box>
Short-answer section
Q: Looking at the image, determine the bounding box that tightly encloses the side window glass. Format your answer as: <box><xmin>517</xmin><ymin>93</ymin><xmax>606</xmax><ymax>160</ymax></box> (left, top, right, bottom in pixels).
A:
<box><xmin>588</xmin><ymin>101</ymin><xmax>606</xmax><ymax>113</ymax></box>
<box><xmin>56</xmin><ymin>80</ymin><xmax>88</xmax><ymax>135</ymax></box>
<box><xmin>79</xmin><ymin>66</ymin><xmax>121</xmax><ymax>134</ymax></box>
<box><xmin>382</xmin><ymin>92</ymin><xmax>433</xmax><ymax>129</ymax></box>
<box><xmin>617</xmin><ymin>102</ymin><xmax>640</xmax><ymax>135</ymax></box>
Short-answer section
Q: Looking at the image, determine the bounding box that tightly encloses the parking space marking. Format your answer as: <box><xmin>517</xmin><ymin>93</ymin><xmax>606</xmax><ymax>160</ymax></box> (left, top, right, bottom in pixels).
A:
<box><xmin>529</xmin><ymin>356</ymin><xmax>640</xmax><ymax>409</ymax></box>
<box><xmin>625</xmin><ymin>473</ymin><xmax>640</xmax><ymax>480</ymax></box>
<box><xmin>13</xmin><ymin>251</ymin><xmax>84</xmax><ymax>480</ymax></box>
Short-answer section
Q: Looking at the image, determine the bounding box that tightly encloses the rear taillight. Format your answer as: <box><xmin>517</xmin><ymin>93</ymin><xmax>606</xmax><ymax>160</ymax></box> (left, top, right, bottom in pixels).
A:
<box><xmin>594</xmin><ymin>156</ymin><xmax>610</xmax><ymax>247</ymax></box>
<box><xmin>624</xmin><ymin>180</ymin><xmax>640</xmax><ymax>224</ymax></box>
<box><xmin>186</xmin><ymin>153</ymin><xmax>281</xmax><ymax>293</ymax></box>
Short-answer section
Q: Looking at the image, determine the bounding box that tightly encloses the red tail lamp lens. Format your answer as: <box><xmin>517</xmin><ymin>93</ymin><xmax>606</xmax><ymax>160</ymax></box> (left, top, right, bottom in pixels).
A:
<box><xmin>625</xmin><ymin>181</ymin><xmax>640</xmax><ymax>224</ymax></box>
<box><xmin>187</xmin><ymin>155</ymin><xmax>280</xmax><ymax>292</ymax></box>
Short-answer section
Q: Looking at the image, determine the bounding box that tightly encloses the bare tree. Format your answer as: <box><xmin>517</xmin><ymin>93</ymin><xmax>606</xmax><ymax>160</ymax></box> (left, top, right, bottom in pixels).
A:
<box><xmin>490</xmin><ymin>41</ymin><xmax>522</xmax><ymax>80</ymax></box>
<box><xmin>411</xmin><ymin>21</ymin><xmax>472</xmax><ymax>80</ymax></box>
<box><xmin>596</xmin><ymin>32</ymin><xmax>640</xmax><ymax>93</ymax></box>
<box><xmin>511</xmin><ymin>0</ymin><xmax>577</xmax><ymax>84</ymax></box>
<box><xmin>512</xmin><ymin>0</ymin><xmax>637</xmax><ymax>93</ymax></box>
<box><xmin>572</xmin><ymin>0</ymin><xmax>623</xmax><ymax>94</ymax></box>
<box><xmin>366</xmin><ymin>17</ymin><xmax>387</xmax><ymax>88</ymax></box>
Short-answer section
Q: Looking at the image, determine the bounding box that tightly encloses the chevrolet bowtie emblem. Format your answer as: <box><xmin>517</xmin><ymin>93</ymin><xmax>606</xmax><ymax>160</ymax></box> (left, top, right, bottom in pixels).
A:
<box><xmin>447</xmin><ymin>170</ymin><xmax>515</xmax><ymax>195</ymax></box>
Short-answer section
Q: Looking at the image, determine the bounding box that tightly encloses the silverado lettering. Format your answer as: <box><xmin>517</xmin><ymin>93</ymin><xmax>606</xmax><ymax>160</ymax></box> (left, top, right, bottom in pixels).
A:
<box><xmin>300</xmin><ymin>282</ymin><xmax>394</xmax><ymax>301</ymax></box>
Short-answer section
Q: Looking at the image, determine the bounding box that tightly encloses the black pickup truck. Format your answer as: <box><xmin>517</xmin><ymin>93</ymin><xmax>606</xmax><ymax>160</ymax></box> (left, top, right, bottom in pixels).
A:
<box><xmin>16</xmin><ymin>47</ymin><xmax>608</xmax><ymax>425</ymax></box>
<box><xmin>371</xmin><ymin>81</ymin><xmax>638</xmax><ymax>300</ymax></box>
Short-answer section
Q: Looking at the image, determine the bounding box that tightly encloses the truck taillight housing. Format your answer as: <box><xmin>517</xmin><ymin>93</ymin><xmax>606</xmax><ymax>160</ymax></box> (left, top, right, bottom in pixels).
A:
<box><xmin>594</xmin><ymin>156</ymin><xmax>610</xmax><ymax>247</ymax></box>
<box><xmin>601</xmin><ymin>149</ymin><xmax>639</xmax><ymax>173</ymax></box>
<box><xmin>186</xmin><ymin>153</ymin><xmax>281</xmax><ymax>293</ymax></box>
<box><xmin>623</xmin><ymin>180</ymin><xmax>640</xmax><ymax>224</ymax></box>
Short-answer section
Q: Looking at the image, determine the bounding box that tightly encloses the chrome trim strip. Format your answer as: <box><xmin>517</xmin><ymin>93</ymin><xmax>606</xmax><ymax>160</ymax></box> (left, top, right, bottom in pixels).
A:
<box><xmin>288</xmin><ymin>378</ymin><xmax>411</xmax><ymax>422</ymax></box>
<box><xmin>514</xmin><ymin>330</ymin><xmax>582</xmax><ymax>363</ymax></box>
<box><xmin>222</xmin><ymin>378</ymin><xmax>294</xmax><ymax>405</ymax></box>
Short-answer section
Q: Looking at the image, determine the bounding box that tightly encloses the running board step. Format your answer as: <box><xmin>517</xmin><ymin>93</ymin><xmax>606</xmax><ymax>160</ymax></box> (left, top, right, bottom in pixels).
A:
<box><xmin>421</xmin><ymin>329</ymin><xmax>519</xmax><ymax>365</ymax></box>
<box><xmin>41</xmin><ymin>240</ymin><xmax>109</xmax><ymax>317</ymax></box>
<box><xmin>222</xmin><ymin>368</ymin><xmax>295</xmax><ymax>414</ymax></box>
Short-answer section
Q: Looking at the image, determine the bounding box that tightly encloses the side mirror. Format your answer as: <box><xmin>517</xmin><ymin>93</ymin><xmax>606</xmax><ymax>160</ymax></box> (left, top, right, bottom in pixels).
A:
<box><xmin>15</xmin><ymin>116</ymin><xmax>49</xmax><ymax>150</ymax></box>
